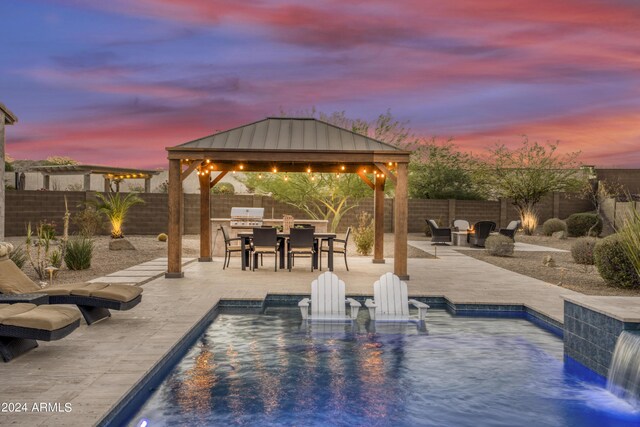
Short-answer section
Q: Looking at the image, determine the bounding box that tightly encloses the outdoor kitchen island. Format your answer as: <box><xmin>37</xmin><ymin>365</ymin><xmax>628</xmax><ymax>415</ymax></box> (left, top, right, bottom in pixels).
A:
<box><xmin>210</xmin><ymin>208</ymin><xmax>328</xmax><ymax>257</ymax></box>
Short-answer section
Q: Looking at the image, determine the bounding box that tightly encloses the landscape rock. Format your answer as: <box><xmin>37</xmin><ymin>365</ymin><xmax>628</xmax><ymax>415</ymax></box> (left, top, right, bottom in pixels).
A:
<box><xmin>552</xmin><ymin>230</ymin><xmax>567</xmax><ymax>240</ymax></box>
<box><xmin>109</xmin><ymin>238</ymin><xmax>136</xmax><ymax>251</ymax></box>
<box><xmin>543</xmin><ymin>254</ymin><xmax>556</xmax><ymax>267</ymax></box>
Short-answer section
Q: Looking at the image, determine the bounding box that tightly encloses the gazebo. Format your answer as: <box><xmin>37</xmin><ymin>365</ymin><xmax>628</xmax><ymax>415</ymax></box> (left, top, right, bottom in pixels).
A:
<box><xmin>165</xmin><ymin>117</ymin><xmax>412</xmax><ymax>279</ymax></box>
<box><xmin>28</xmin><ymin>164</ymin><xmax>160</xmax><ymax>192</ymax></box>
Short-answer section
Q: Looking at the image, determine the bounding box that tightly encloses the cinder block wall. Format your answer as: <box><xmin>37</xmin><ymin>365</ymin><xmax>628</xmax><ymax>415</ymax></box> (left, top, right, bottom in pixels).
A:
<box><xmin>4</xmin><ymin>191</ymin><xmax>594</xmax><ymax>237</ymax></box>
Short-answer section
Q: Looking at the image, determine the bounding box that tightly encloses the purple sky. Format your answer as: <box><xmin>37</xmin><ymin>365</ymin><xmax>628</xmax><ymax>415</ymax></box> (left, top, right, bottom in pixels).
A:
<box><xmin>2</xmin><ymin>0</ymin><xmax>640</xmax><ymax>168</ymax></box>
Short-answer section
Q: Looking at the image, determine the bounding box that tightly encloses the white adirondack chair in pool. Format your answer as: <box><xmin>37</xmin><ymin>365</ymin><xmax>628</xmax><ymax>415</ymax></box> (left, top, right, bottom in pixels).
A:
<box><xmin>365</xmin><ymin>272</ymin><xmax>429</xmax><ymax>322</ymax></box>
<box><xmin>298</xmin><ymin>272</ymin><xmax>361</xmax><ymax>321</ymax></box>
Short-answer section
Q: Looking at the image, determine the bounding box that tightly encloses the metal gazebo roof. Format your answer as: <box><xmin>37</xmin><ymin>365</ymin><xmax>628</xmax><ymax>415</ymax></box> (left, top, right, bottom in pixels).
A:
<box><xmin>174</xmin><ymin>117</ymin><xmax>403</xmax><ymax>152</ymax></box>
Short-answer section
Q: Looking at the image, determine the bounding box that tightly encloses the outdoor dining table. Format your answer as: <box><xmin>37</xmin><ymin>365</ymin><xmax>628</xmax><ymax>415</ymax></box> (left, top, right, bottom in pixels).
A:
<box><xmin>237</xmin><ymin>231</ymin><xmax>337</xmax><ymax>272</ymax></box>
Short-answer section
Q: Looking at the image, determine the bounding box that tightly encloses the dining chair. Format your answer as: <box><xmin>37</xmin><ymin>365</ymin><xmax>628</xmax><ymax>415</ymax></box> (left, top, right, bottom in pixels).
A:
<box><xmin>220</xmin><ymin>226</ymin><xmax>244</xmax><ymax>270</ymax></box>
<box><xmin>251</xmin><ymin>227</ymin><xmax>279</xmax><ymax>271</ymax></box>
<box><xmin>288</xmin><ymin>227</ymin><xmax>315</xmax><ymax>272</ymax></box>
<box><xmin>320</xmin><ymin>227</ymin><xmax>350</xmax><ymax>271</ymax></box>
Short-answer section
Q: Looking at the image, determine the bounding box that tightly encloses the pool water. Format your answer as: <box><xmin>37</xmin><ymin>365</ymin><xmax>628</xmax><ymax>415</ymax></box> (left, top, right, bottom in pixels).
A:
<box><xmin>131</xmin><ymin>309</ymin><xmax>640</xmax><ymax>426</ymax></box>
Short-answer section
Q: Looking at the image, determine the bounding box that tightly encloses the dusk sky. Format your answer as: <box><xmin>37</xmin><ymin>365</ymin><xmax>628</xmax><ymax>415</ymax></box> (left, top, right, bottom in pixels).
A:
<box><xmin>2</xmin><ymin>0</ymin><xmax>640</xmax><ymax>168</ymax></box>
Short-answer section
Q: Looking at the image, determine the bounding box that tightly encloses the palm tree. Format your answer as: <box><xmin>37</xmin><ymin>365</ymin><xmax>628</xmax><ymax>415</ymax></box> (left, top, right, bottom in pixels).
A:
<box><xmin>94</xmin><ymin>193</ymin><xmax>144</xmax><ymax>239</ymax></box>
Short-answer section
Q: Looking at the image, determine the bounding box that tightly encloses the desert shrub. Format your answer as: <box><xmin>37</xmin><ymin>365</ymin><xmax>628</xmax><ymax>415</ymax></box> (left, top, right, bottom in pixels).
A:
<box><xmin>211</xmin><ymin>182</ymin><xmax>235</xmax><ymax>195</ymax></box>
<box><xmin>38</xmin><ymin>220</ymin><xmax>57</xmax><ymax>240</ymax></box>
<box><xmin>353</xmin><ymin>211</ymin><xmax>374</xmax><ymax>256</ymax></box>
<box><xmin>9</xmin><ymin>245</ymin><xmax>27</xmax><ymax>269</ymax></box>
<box><xmin>157</xmin><ymin>233</ymin><xmax>168</xmax><ymax>242</ymax></box>
<box><xmin>49</xmin><ymin>249</ymin><xmax>63</xmax><ymax>268</ymax></box>
<box><xmin>66</xmin><ymin>183</ymin><xmax>84</xmax><ymax>191</ymax></box>
<box><xmin>72</xmin><ymin>207</ymin><xmax>105</xmax><ymax>237</ymax></box>
<box><xmin>64</xmin><ymin>237</ymin><xmax>94</xmax><ymax>270</ymax></box>
<box><xmin>485</xmin><ymin>235</ymin><xmax>514</xmax><ymax>257</ymax></box>
<box><xmin>520</xmin><ymin>207</ymin><xmax>538</xmax><ymax>235</ymax></box>
<box><xmin>594</xmin><ymin>234</ymin><xmax>640</xmax><ymax>288</ymax></box>
<box><xmin>542</xmin><ymin>218</ymin><xmax>567</xmax><ymax>236</ymax></box>
<box><xmin>618</xmin><ymin>203</ymin><xmax>640</xmax><ymax>279</ymax></box>
<box><xmin>571</xmin><ymin>237</ymin><xmax>597</xmax><ymax>265</ymax></box>
<box><xmin>566</xmin><ymin>213</ymin><xmax>602</xmax><ymax>237</ymax></box>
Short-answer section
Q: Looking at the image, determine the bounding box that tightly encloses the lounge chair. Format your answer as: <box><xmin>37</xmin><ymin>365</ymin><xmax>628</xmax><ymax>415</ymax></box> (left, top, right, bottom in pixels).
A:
<box><xmin>298</xmin><ymin>272</ymin><xmax>361</xmax><ymax>321</ymax></box>
<box><xmin>468</xmin><ymin>221</ymin><xmax>497</xmax><ymax>247</ymax></box>
<box><xmin>365</xmin><ymin>272</ymin><xmax>429</xmax><ymax>322</ymax></box>
<box><xmin>426</xmin><ymin>219</ymin><xmax>452</xmax><ymax>244</ymax></box>
<box><xmin>452</xmin><ymin>219</ymin><xmax>470</xmax><ymax>231</ymax></box>
<box><xmin>0</xmin><ymin>302</ymin><xmax>80</xmax><ymax>362</ymax></box>
<box><xmin>498</xmin><ymin>220</ymin><xmax>521</xmax><ymax>240</ymax></box>
<box><xmin>0</xmin><ymin>257</ymin><xmax>143</xmax><ymax>325</ymax></box>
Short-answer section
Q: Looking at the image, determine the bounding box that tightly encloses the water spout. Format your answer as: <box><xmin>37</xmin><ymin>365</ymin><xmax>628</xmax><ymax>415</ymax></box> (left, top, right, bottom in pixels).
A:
<box><xmin>607</xmin><ymin>331</ymin><xmax>640</xmax><ymax>407</ymax></box>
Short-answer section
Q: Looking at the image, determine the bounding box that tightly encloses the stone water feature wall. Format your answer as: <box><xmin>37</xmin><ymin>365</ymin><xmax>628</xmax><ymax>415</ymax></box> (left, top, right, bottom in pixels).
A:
<box><xmin>564</xmin><ymin>296</ymin><xmax>640</xmax><ymax>377</ymax></box>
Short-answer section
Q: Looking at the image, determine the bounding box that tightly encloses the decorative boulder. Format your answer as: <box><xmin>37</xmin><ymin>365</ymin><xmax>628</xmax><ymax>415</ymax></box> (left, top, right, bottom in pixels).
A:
<box><xmin>552</xmin><ymin>230</ymin><xmax>567</xmax><ymax>240</ymax></box>
<box><xmin>109</xmin><ymin>238</ymin><xmax>136</xmax><ymax>251</ymax></box>
<box><xmin>543</xmin><ymin>254</ymin><xmax>556</xmax><ymax>267</ymax></box>
<box><xmin>0</xmin><ymin>242</ymin><xmax>14</xmax><ymax>259</ymax></box>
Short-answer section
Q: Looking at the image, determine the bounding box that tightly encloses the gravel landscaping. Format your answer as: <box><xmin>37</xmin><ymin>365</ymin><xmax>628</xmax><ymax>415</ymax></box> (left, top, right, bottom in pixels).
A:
<box><xmin>462</xmin><ymin>234</ymin><xmax>640</xmax><ymax>297</ymax></box>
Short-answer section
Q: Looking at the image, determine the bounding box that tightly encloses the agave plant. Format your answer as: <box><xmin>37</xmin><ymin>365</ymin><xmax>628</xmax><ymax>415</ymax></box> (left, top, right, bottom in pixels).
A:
<box><xmin>94</xmin><ymin>192</ymin><xmax>145</xmax><ymax>239</ymax></box>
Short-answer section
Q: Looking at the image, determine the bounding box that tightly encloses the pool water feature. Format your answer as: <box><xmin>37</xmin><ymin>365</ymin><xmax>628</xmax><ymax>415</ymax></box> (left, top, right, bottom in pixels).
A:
<box><xmin>608</xmin><ymin>331</ymin><xmax>640</xmax><ymax>407</ymax></box>
<box><xmin>131</xmin><ymin>309</ymin><xmax>640</xmax><ymax>426</ymax></box>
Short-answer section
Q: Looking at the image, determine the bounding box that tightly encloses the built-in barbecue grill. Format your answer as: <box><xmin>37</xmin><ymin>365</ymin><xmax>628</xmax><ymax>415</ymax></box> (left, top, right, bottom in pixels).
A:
<box><xmin>230</xmin><ymin>207</ymin><xmax>265</xmax><ymax>228</ymax></box>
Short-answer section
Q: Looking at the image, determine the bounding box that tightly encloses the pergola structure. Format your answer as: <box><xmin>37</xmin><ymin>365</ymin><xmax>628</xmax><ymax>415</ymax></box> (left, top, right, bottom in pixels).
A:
<box><xmin>28</xmin><ymin>164</ymin><xmax>160</xmax><ymax>192</ymax></box>
<box><xmin>165</xmin><ymin>117</ymin><xmax>412</xmax><ymax>279</ymax></box>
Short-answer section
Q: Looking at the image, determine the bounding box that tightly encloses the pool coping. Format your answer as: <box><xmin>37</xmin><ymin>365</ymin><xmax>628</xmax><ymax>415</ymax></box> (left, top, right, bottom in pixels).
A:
<box><xmin>100</xmin><ymin>294</ymin><xmax>565</xmax><ymax>426</ymax></box>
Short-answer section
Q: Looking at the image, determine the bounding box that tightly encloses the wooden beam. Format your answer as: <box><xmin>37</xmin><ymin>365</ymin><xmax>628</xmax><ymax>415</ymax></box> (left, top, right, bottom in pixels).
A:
<box><xmin>166</xmin><ymin>159</ymin><xmax>184</xmax><ymax>278</ymax></box>
<box><xmin>394</xmin><ymin>163</ymin><xmax>409</xmax><ymax>280</ymax></box>
<box><xmin>374</xmin><ymin>163</ymin><xmax>397</xmax><ymax>185</ymax></box>
<box><xmin>181</xmin><ymin>161</ymin><xmax>200</xmax><ymax>181</ymax></box>
<box><xmin>373</xmin><ymin>174</ymin><xmax>386</xmax><ymax>264</ymax></box>
<box><xmin>357</xmin><ymin>171</ymin><xmax>375</xmax><ymax>190</ymax></box>
<box><xmin>199</xmin><ymin>172</ymin><xmax>212</xmax><ymax>262</ymax></box>
<box><xmin>209</xmin><ymin>171</ymin><xmax>228</xmax><ymax>188</ymax></box>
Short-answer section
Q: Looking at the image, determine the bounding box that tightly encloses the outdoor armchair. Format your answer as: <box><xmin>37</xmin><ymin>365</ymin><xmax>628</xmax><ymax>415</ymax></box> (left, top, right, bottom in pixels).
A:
<box><xmin>426</xmin><ymin>219</ymin><xmax>452</xmax><ymax>244</ymax></box>
<box><xmin>498</xmin><ymin>220</ymin><xmax>521</xmax><ymax>240</ymax></box>
<box><xmin>468</xmin><ymin>221</ymin><xmax>497</xmax><ymax>247</ymax></box>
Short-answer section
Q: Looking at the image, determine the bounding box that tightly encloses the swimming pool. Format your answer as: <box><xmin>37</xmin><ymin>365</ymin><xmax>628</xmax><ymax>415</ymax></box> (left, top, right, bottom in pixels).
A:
<box><xmin>130</xmin><ymin>309</ymin><xmax>640</xmax><ymax>426</ymax></box>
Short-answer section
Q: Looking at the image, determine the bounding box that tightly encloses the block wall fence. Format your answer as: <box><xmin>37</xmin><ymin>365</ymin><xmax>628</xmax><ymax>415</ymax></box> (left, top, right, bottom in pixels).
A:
<box><xmin>4</xmin><ymin>190</ymin><xmax>593</xmax><ymax>237</ymax></box>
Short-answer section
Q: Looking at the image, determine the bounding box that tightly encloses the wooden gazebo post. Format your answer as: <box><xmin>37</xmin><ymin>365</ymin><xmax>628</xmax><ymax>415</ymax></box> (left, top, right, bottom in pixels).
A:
<box><xmin>198</xmin><ymin>171</ymin><xmax>212</xmax><ymax>262</ymax></box>
<box><xmin>394</xmin><ymin>162</ymin><xmax>409</xmax><ymax>280</ymax></box>
<box><xmin>373</xmin><ymin>173</ymin><xmax>385</xmax><ymax>263</ymax></box>
<box><xmin>166</xmin><ymin>158</ymin><xmax>183</xmax><ymax>278</ymax></box>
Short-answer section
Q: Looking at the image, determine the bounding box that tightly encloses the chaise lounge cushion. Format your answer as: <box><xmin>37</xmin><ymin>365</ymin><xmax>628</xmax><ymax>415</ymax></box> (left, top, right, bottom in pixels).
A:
<box><xmin>0</xmin><ymin>259</ymin><xmax>143</xmax><ymax>303</ymax></box>
<box><xmin>75</xmin><ymin>283</ymin><xmax>142</xmax><ymax>302</ymax></box>
<box><xmin>0</xmin><ymin>304</ymin><xmax>80</xmax><ymax>331</ymax></box>
<box><xmin>0</xmin><ymin>259</ymin><xmax>41</xmax><ymax>294</ymax></box>
<box><xmin>0</xmin><ymin>303</ymin><xmax>36</xmax><ymax>321</ymax></box>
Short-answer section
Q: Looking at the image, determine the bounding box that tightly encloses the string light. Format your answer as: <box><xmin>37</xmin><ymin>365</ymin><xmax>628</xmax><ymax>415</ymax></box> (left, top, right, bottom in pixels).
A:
<box><xmin>232</xmin><ymin>170</ymin><xmax>236</xmax><ymax>174</ymax></box>
<box><xmin>206</xmin><ymin>159</ymin><xmax>211</xmax><ymax>164</ymax></box>
<box><xmin>310</xmin><ymin>175</ymin><xmax>315</xmax><ymax>181</ymax></box>
<box><xmin>258</xmin><ymin>173</ymin><xmax>263</xmax><ymax>179</ymax></box>
<box><xmin>272</xmin><ymin>167</ymin><xmax>278</xmax><ymax>173</ymax></box>
<box><xmin>388</xmin><ymin>162</ymin><xmax>393</xmax><ymax>166</ymax></box>
<box><xmin>362</xmin><ymin>168</ymin><xmax>367</xmax><ymax>173</ymax></box>
<box><xmin>307</xmin><ymin>167</ymin><xmax>311</xmax><ymax>173</ymax></box>
<box><xmin>284</xmin><ymin>174</ymin><xmax>289</xmax><ymax>181</ymax></box>
<box><xmin>209</xmin><ymin>165</ymin><xmax>214</xmax><ymax>170</ymax></box>
<box><xmin>340</xmin><ymin>165</ymin><xmax>345</xmax><ymax>171</ymax></box>
<box><xmin>239</xmin><ymin>164</ymin><xmax>244</xmax><ymax>170</ymax></box>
